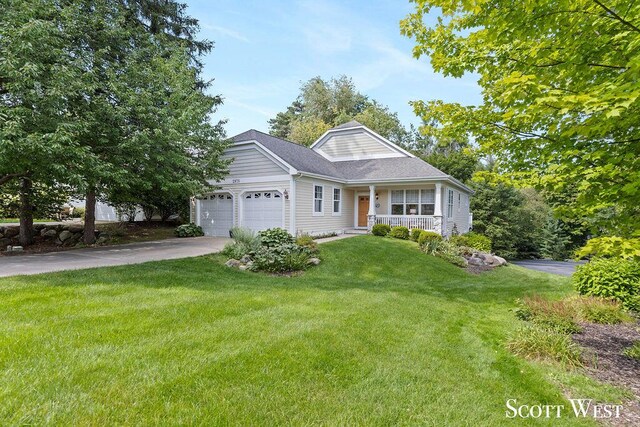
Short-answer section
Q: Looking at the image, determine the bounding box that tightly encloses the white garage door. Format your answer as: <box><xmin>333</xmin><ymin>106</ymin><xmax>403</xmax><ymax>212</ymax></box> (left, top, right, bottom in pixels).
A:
<box><xmin>199</xmin><ymin>193</ymin><xmax>233</xmax><ymax>237</ymax></box>
<box><xmin>242</xmin><ymin>191</ymin><xmax>284</xmax><ymax>232</ymax></box>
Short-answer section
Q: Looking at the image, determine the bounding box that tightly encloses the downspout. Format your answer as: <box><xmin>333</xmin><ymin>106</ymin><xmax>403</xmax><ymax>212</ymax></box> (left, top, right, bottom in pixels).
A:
<box><xmin>289</xmin><ymin>173</ymin><xmax>299</xmax><ymax>235</ymax></box>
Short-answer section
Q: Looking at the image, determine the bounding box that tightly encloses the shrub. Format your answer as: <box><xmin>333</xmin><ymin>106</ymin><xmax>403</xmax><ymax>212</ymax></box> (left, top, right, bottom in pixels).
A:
<box><xmin>573</xmin><ymin>258</ymin><xmax>640</xmax><ymax>311</ymax></box>
<box><xmin>251</xmin><ymin>243</ymin><xmax>310</xmax><ymax>273</ymax></box>
<box><xmin>450</xmin><ymin>232</ymin><xmax>492</xmax><ymax>252</ymax></box>
<box><xmin>410</xmin><ymin>228</ymin><xmax>424</xmax><ymax>242</ymax></box>
<box><xmin>296</xmin><ymin>234</ymin><xmax>319</xmax><ymax>254</ymax></box>
<box><xmin>624</xmin><ymin>342</ymin><xmax>640</xmax><ymax>360</ymax></box>
<box><xmin>577</xmin><ymin>296</ymin><xmax>633</xmax><ymax>324</ymax></box>
<box><xmin>433</xmin><ymin>241</ymin><xmax>467</xmax><ymax>267</ymax></box>
<box><xmin>174</xmin><ymin>223</ymin><xmax>204</xmax><ymax>237</ymax></box>
<box><xmin>507</xmin><ymin>326</ymin><xmax>583</xmax><ymax>367</ymax></box>
<box><xmin>576</xmin><ymin>236</ymin><xmax>640</xmax><ymax>261</ymax></box>
<box><xmin>258</xmin><ymin>228</ymin><xmax>294</xmax><ymax>248</ymax></box>
<box><xmin>71</xmin><ymin>207</ymin><xmax>85</xmax><ymax>219</ymax></box>
<box><xmin>389</xmin><ymin>226</ymin><xmax>410</xmax><ymax>240</ymax></box>
<box><xmin>371</xmin><ymin>223</ymin><xmax>390</xmax><ymax>236</ymax></box>
<box><xmin>514</xmin><ymin>296</ymin><xmax>581</xmax><ymax>334</ymax></box>
<box><xmin>417</xmin><ymin>231</ymin><xmax>442</xmax><ymax>247</ymax></box>
<box><xmin>221</xmin><ymin>242</ymin><xmax>249</xmax><ymax>260</ymax></box>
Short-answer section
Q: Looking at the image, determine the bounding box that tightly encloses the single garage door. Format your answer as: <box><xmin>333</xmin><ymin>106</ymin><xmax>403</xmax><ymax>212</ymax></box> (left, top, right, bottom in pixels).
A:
<box><xmin>242</xmin><ymin>191</ymin><xmax>283</xmax><ymax>232</ymax></box>
<box><xmin>199</xmin><ymin>193</ymin><xmax>233</xmax><ymax>236</ymax></box>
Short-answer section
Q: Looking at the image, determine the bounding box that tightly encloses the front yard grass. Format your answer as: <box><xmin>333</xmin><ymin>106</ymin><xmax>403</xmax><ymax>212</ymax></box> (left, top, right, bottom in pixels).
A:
<box><xmin>0</xmin><ymin>236</ymin><xmax>625</xmax><ymax>425</ymax></box>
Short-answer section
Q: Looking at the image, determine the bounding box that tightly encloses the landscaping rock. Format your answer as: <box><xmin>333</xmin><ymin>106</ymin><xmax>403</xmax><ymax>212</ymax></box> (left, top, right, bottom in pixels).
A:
<box><xmin>59</xmin><ymin>230</ymin><xmax>73</xmax><ymax>242</ymax></box>
<box><xmin>41</xmin><ymin>229</ymin><xmax>57</xmax><ymax>238</ymax></box>
<box><xmin>96</xmin><ymin>236</ymin><xmax>109</xmax><ymax>245</ymax></box>
<box><xmin>225</xmin><ymin>259</ymin><xmax>241</xmax><ymax>268</ymax></box>
<box><xmin>4</xmin><ymin>227</ymin><xmax>19</xmax><ymax>238</ymax></box>
<box><xmin>468</xmin><ymin>256</ymin><xmax>484</xmax><ymax>266</ymax></box>
<box><xmin>240</xmin><ymin>255</ymin><xmax>252</xmax><ymax>264</ymax></box>
<box><xmin>245</xmin><ymin>261</ymin><xmax>253</xmax><ymax>269</ymax></box>
<box><xmin>308</xmin><ymin>257</ymin><xmax>321</xmax><ymax>266</ymax></box>
<box><xmin>68</xmin><ymin>224</ymin><xmax>84</xmax><ymax>233</ymax></box>
<box><xmin>493</xmin><ymin>256</ymin><xmax>507</xmax><ymax>266</ymax></box>
<box><xmin>239</xmin><ymin>264</ymin><xmax>250</xmax><ymax>271</ymax></box>
<box><xmin>480</xmin><ymin>253</ymin><xmax>496</xmax><ymax>265</ymax></box>
<box><xmin>33</xmin><ymin>224</ymin><xmax>46</xmax><ymax>231</ymax></box>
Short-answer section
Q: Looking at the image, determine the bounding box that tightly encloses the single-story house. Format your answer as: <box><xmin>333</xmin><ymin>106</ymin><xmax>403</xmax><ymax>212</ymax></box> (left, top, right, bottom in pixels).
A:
<box><xmin>191</xmin><ymin>121</ymin><xmax>473</xmax><ymax>237</ymax></box>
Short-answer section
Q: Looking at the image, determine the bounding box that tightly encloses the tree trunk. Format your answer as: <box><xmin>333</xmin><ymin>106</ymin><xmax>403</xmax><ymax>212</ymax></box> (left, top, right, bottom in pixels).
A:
<box><xmin>84</xmin><ymin>189</ymin><xmax>97</xmax><ymax>244</ymax></box>
<box><xmin>18</xmin><ymin>177</ymin><xmax>34</xmax><ymax>246</ymax></box>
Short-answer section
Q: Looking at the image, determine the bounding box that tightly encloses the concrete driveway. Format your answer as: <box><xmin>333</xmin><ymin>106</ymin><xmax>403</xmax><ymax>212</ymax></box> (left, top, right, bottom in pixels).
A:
<box><xmin>512</xmin><ymin>259</ymin><xmax>585</xmax><ymax>277</ymax></box>
<box><xmin>0</xmin><ymin>237</ymin><xmax>229</xmax><ymax>278</ymax></box>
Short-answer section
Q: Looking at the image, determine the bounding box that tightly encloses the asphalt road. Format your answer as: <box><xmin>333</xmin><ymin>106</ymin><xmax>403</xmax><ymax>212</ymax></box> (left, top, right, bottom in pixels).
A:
<box><xmin>511</xmin><ymin>259</ymin><xmax>585</xmax><ymax>276</ymax></box>
<box><xmin>0</xmin><ymin>237</ymin><xmax>229</xmax><ymax>277</ymax></box>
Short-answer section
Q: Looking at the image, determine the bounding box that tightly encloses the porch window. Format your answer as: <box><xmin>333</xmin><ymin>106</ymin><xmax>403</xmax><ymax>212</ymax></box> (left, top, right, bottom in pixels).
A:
<box><xmin>314</xmin><ymin>185</ymin><xmax>323</xmax><ymax>214</ymax></box>
<box><xmin>332</xmin><ymin>188</ymin><xmax>341</xmax><ymax>215</ymax></box>
<box><xmin>391</xmin><ymin>189</ymin><xmax>436</xmax><ymax>215</ymax></box>
<box><xmin>447</xmin><ymin>189</ymin><xmax>454</xmax><ymax>218</ymax></box>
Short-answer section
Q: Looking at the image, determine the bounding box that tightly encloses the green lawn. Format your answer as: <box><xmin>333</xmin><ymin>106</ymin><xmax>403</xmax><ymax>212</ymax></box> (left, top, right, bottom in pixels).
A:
<box><xmin>0</xmin><ymin>236</ymin><xmax>625</xmax><ymax>425</ymax></box>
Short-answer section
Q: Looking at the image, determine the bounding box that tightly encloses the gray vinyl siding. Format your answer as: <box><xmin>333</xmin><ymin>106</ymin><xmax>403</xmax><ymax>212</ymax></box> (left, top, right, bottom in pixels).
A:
<box><xmin>222</xmin><ymin>147</ymin><xmax>288</xmax><ymax>178</ymax></box>
<box><xmin>294</xmin><ymin>177</ymin><xmax>354</xmax><ymax>235</ymax></box>
<box><xmin>316</xmin><ymin>130</ymin><xmax>397</xmax><ymax>160</ymax></box>
<box><xmin>444</xmin><ymin>186</ymin><xmax>471</xmax><ymax>236</ymax></box>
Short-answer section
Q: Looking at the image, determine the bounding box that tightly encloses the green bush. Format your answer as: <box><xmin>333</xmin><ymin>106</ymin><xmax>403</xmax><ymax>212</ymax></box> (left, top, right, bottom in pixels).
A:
<box><xmin>573</xmin><ymin>258</ymin><xmax>640</xmax><ymax>311</ymax></box>
<box><xmin>576</xmin><ymin>236</ymin><xmax>640</xmax><ymax>260</ymax></box>
<box><xmin>410</xmin><ymin>228</ymin><xmax>424</xmax><ymax>242</ymax></box>
<box><xmin>371</xmin><ymin>223</ymin><xmax>390</xmax><ymax>236</ymax></box>
<box><xmin>389</xmin><ymin>226</ymin><xmax>410</xmax><ymax>240</ymax></box>
<box><xmin>251</xmin><ymin>243</ymin><xmax>310</xmax><ymax>273</ymax></box>
<box><xmin>221</xmin><ymin>242</ymin><xmax>249</xmax><ymax>260</ymax></box>
<box><xmin>174</xmin><ymin>223</ymin><xmax>204</xmax><ymax>237</ymax></box>
<box><xmin>296</xmin><ymin>234</ymin><xmax>319</xmax><ymax>254</ymax></box>
<box><xmin>71</xmin><ymin>207</ymin><xmax>85</xmax><ymax>219</ymax></box>
<box><xmin>417</xmin><ymin>231</ymin><xmax>443</xmax><ymax>247</ymax></box>
<box><xmin>578</xmin><ymin>297</ymin><xmax>633</xmax><ymax>324</ymax></box>
<box><xmin>258</xmin><ymin>228</ymin><xmax>294</xmax><ymax>248</ymax></box>
<box><xmin>432</xmin><ymin>241</ymin><xmax>467</xmax><ymax>267</ymax></box>
<box><xmin>624</xmin><ymin>342</ymin><xmax>640</xmax><ymax>360</ymax></box>
<box><xmin>450</xmin><ymin>232</ymin><xmax>492</xmax><ymax>252</ymax></box>
<box><xmin>507</xmin><ymin>325</ymin><xmax>583</xmax><ymax>367</ymax></box>
<box><xmin>514</xmin><ymin>296</ymin><xmax>581</xmax><ymax>334</ymax></box>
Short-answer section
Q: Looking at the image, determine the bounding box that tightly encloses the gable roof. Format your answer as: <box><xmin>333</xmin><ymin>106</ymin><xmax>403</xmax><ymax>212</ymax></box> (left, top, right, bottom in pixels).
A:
<box><xmin>230</xmin><ymin>129</ymin><xmax>472</xmax><ymax>193</ymax></box>
<box><xmin>330</xmin><ymin>120</ymin><xmax>363</xmax><ymax>130</ymax></box>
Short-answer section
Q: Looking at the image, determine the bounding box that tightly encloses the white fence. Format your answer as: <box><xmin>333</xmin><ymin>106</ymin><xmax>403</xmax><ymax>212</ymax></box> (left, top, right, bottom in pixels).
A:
<box><xmin>375</xmin><ymin>215</ymin><xmax>435</xmax><ymax>231</ymax></box>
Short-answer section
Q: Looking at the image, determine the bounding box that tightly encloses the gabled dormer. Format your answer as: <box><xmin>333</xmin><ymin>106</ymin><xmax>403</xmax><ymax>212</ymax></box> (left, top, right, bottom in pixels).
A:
<box><xmin>310</xmin><ymin>120</ymin><xmax>415</xmax><ymax>162</ymax></box>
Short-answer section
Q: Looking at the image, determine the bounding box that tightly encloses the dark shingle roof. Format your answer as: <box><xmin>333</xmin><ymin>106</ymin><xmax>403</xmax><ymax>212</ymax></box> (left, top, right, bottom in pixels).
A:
<box><xmin>230</xmin><ymin>129</ymin><xmax>467</xmax><ymax>190</ymax></box>
<box><xmin>333</xmin><ymin>157</ymin><xmax>448</xmax><ymax>180</ymax></box>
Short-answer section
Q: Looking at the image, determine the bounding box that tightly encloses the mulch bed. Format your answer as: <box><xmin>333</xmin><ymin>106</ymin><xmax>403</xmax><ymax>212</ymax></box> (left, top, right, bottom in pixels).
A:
<box><xmin>573</xmin><ymin>321</ymin><xmax>640</xmax><ymax>426</ymax></box>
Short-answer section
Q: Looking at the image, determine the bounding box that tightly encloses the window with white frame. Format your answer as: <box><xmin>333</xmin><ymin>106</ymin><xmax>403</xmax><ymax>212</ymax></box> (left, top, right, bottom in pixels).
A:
<box><xmin>333</xmin><ymin>188</ymin><xmax>341</xmax><ymax>215</ymax></box>
<box><xmin>313</xmin><ymin>185</ymin><xmax>323</xmax><ymax>214</ymax></box>
<box><xmin>447</xmin><ymin>189</ymin><xmax>454</xmax><ymax>218</ymax></box>
<box><xmin>390</xmin><ymin>189</ymin><xmax>436</xmax><ymax>215</ymax></box>
<box><xmin>458</xmin><ymin>193</ymin><xmax>461</xmax><ymax>212</ymax></box>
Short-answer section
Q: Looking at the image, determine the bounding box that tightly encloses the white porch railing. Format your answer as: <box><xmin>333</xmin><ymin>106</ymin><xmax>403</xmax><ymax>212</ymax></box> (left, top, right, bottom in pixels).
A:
<box><xmin>375</xmin><ymin>215</ymin><xmax>435</xmax><ymax>231</ymax></box>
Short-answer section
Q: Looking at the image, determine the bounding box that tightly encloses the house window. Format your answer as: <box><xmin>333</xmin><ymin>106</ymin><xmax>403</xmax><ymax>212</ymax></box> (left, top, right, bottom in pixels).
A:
<box><xmin>391</xmin><ymin>189</ymin><xmax>437</xmax><ymax>215</ymax></box>
<box><xmin>313</xmin><ymin>185</ymin><xmax>323</xmax><ymax>214</ymax></box>
<box><xmin>333</xmin><ymin>188</ymin><xmax>341</xmax><ymax>215</ymax></box>
<box><xmin>458</xmin><ymin>193</ymin><xmax>461</xmax><ymax>212</ymax></box>
<box><xmin>447</xmin><ymin>189</ymin><xmax>454</xmax><ymax>218</ymax></box>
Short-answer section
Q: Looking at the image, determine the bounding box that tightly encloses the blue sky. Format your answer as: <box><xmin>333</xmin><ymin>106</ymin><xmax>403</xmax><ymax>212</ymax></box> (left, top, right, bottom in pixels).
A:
<box><xmin>185</xmin><ymin>0</ymin><xmax>481</xmax><ymax>137</ymax></box>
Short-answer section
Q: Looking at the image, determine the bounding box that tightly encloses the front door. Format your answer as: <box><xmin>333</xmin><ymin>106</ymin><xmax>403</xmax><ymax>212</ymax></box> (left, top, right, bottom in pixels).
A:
<box><xmin>358</xmin><ymin>196</ymin><xmax>370</xmax><ymax>227</ymax></box>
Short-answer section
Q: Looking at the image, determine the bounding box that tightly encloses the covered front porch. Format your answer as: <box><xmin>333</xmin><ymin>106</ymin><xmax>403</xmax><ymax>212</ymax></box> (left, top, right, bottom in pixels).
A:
<box><xmin>348</xmin><ymin>183</ymin><xmax>446</xmax><ymax>235</ymax></box>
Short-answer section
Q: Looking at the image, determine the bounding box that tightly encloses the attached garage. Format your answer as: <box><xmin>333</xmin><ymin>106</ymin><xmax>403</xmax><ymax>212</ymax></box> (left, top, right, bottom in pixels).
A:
<box><xmin>241</xmin><ymin>190</ymin><xmax>284</xmax><ymax>232</ymax></box>
<box><xmin>198</xmin><ymin>193</ymin><xmax>234</xmax><ymax>237</ymax></box>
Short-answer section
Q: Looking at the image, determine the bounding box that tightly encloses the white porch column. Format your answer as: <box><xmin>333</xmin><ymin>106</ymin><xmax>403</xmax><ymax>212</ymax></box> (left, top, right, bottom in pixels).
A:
<box><xmin>367</xmin><ymin>185</ymin><xmax>376</xmax><ymax>231</ymax></box>
<box><xmin>433</xmin><ymin>183</ymin><xmax>444</xmax><ymax>235</ymax></box>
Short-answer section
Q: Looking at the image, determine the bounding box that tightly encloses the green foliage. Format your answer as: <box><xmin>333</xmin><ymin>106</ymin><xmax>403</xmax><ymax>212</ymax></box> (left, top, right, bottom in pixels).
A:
<box><xmin>371</xmin><ymin>223</ymin><xmax>391</xmax><ymax>236</ymax></box>
<box><xmin>251</xmin><ymin>244</ymin><xmax>310</xmax><ymax>273</ymax></box>
<box><xmin>410</xmin><ymin>228</ymin><xmax>424</xmax><ymax>242</ymax></box>
<box><xmin>258</xmin><ymin>228</ymin><xmax>294</xmax><ymax>248</ymax></box>
<box><xmin>574</xmin><ymin>258</ymin><xmax>640</xmax><ymax>311</ymax></box>
<box><xmin>296</xmin><ymin>234</ymin><xmax>319</xmax><ymax>255</ymax></box>
<box><xmin>417</xmin><ymin>230</ymin><xmax>442</xmax><ymax>247</ymax></box>
<box><xmin>431</xmin><ymin>241</ymin><xmax>467</xmax><ymax>267</ymax></box>
<box><xmin>507</xmin><ymin>326</ymin><xmax>583</xmax><ymax>367</ymax></box>
<box><xmin>71</xmin><ymin>207</ymin><xmax>85</xmax><ymax>219</ymax></box>
<box><xmin>222</xmin><ymin>227</ymin><xmax>261</xmax><ymax>259</ymax></box>
<box><xmin>540</xmin><ymin>218</ymin><xmax>573</xmax><ymax>261</ymax></box>
<box><xmin>389</xmin><ymin>226</ymin><xmax>410</xmax><ymax>240</ymax></box>
<box><xmin>624</xmin><ymin>342</ymin><xmax>640</xmax><ymax>360</ymax></box>
<box><xmin>401</xmin><ymin>0</ymin><xmax>640</xmax><ymax>236</ymax></box>
<box><xmin>221</xmin><ymin>242</ymin><xmax>249</xmax><ymax>260</ymax></box>
<box><xmin>576</xmin><ymin>237</ymin><xmax>640</xmax><ymax>261</ymax></box>
<box><xmin>268</xmin><ymin>75</ymin><xmax>413</xmax><ymax>147</ymax></box>
<box><xmin>0</xmin><ymin>181</ymin><xmax>70</xmax><ymax>220</ymax></box>
<box><xmin>514</xmin><ymin>296</ymin><xmax>581</xmax><ymax>334</ymax></box>
<box><xmin>450</xmin><ymin>232</ymin><xmax>492</xmax><ymax>252</ymax></box>
<box><xmin>174</xmin><ymin>223</ymin><xmax>204</xmax><ymax>238</ymax></box>
<box><xmin>419</xmin><ymin>150</ymin><xmax>478</xmax><ymax>183</ymax></box>
<box><xmin>578</xmin><ymin>297</ymin><xmax>633</xmax><ymax>325</ymax></box>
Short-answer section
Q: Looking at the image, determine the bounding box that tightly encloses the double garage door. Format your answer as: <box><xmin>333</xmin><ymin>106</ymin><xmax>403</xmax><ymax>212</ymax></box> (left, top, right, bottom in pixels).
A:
<box><xmin>198</xmin><ymin>191</ymin><xmax>283</xmax><ymax>236</ymax></box>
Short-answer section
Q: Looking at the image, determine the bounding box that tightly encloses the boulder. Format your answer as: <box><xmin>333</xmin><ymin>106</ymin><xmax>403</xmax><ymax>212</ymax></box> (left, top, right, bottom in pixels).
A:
<box><xmin>240</xmin><ymin>255</ymin><xmax>252</xmax><ymax>264</ymax></box>
<box><xmin>308</xmin><ymin>257</ymin><xmax>321</xmax><ymax>266</ymax></box>
<box><xmin>33</xmin><ymin>224</ymin><xmax>46</xmax><ymax>231</ymax></box>
<box><xmin>493</xmin><ymin>255</ymin><xmax>507</xmax><ymax>266</ymax></box>
<box><xmin>3</xmin><ymin>227</ymin><xmax>19</xmax><ymax>238</ymax></box>
<box><xmin>480</xmin><ymin>253</ymin><xmax>496</xmax><ymax>265</ymax></box>
<box><xmin>239</xmin><ymin>264</ymin><xmax>249</xmax><ymax>271</ymax></box>
<box><xmin>41</xmin><ymin>229</ymin><xmax>57</xmax><ymax>238</ymax></box>
<box><xmin>225</xmin><ymin>259</ymin><xmax>241</xmax><ymax>268</ymax></box>
<box><xmin>59</xmin><ymin>230</ymin><xmax>73</xmax><ymax>242</ymax></box>
<box><xmin>68</xmin><ymin>224</ymin><xmax>84</xmax><ymax>233</ymax></box>
<box><xmin>96</xmin><ymin>236</ymin><xmax>109</xmax><ymax>245</ymax></box>
<box><xmin>468</xmin><ymin>256</ymin><xmax>485</xmax><ymax>266</ymax></box>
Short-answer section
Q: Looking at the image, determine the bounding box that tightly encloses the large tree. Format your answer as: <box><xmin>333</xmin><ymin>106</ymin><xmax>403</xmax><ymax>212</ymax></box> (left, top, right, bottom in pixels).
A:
<box><xmin>401</xmin><ymin>0</ymin><xmax>640</xmax><ymax>236</ymax></box>
<box><xmin>268</xmin><ymin>76</ymin><xmax>411</xmax><ymax>147</ymax></box>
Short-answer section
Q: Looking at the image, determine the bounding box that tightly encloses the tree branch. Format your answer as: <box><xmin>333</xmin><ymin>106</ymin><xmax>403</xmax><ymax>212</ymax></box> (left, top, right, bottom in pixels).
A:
<box><xmin>0</xmin><ymin>172</ymin><xmax>28</xmax><ymax>186</ymax></box>
<box><xmin>593</xmin><ymin>0</ymin><xmax>640</xmax><ymax>33</ymax></box>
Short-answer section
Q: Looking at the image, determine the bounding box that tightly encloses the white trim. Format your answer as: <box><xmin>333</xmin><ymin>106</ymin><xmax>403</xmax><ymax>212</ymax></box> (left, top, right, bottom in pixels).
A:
<box><xmin>239</xmin><ymin>188</ymin><xmax>286</xmax><ymax>231</ymax></box>
<box><xmin>289</xmin><ymin>175</ymin><xmax>297</xmax><ymax>235</ymax></box>
<box><xmin>310</xmin><ymin>125</ymin><xmax>416</xmax><ymax>159</ymax></box>
<box><xmin>331</xmin><ymin>186</ymin><xmax>342</xmax><ymax>217</ymax></box>
<box><xmin>210</xmin><ymin>174</ymin><xmax>291</xmax><ymax>186</ymax></box>
<box><xmin>312</xmin><ymin>183</ymin><xmax>324</xmax><ymax>217</ymax></box>
<box><xmin>323</xmin><ymin>153</ymin><xmax>405</xmax><ymax>162</ymax></box>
